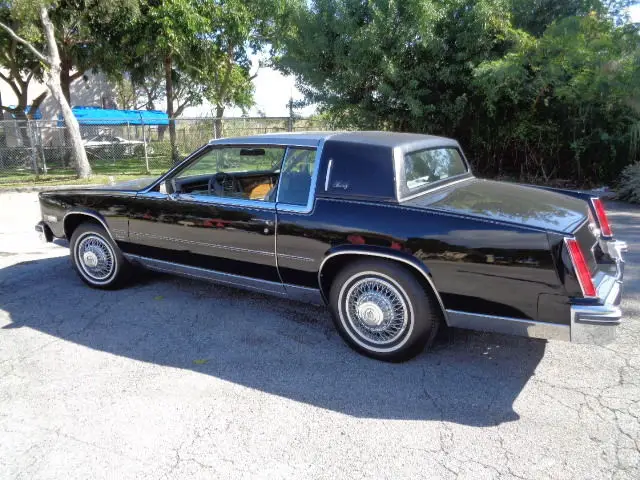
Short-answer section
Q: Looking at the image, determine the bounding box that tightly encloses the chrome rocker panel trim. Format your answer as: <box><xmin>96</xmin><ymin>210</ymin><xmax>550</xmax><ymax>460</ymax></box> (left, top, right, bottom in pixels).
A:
<box><xmin>124</xmin><ymin>254</ymin><xmax>323</xmax><ymax>304</ymax></box>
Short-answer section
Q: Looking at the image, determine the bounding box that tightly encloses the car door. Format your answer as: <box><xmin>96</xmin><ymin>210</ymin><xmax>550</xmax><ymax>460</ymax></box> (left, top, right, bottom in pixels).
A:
<box><xmin>126</xmin><ymin>145</ymin><xmax>284</xmax><ymax>291</ymax></box>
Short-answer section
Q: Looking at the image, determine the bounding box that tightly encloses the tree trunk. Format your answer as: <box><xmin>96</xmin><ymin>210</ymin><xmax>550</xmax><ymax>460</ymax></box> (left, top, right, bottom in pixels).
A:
<box><xmin>214</xmin><ymin>105</ymin><xmax>224</xmax><ymax>139</ymax></box>
<box><xmin>60</xmin><ymin>62</ymin><xmax>71</xmax><ymax>104</ymax></box>
<box><xmin>0</xmin><ymin>91</ymin><xmax>6</xmax><ymax>150</ymax></box>
<box><xmin>164</xmin><ymin>55</ymin><xmax>178</xmax><ymax>163</ymax></box>
<box><xmin>40</xmin><ymin>7</ymin><xmax>91</xmax><ymax>178</ymax></box>
<box><xmin>28</xmin><ymin>91</ymin><xmax>48</xmax><ymax>117</ymax></box>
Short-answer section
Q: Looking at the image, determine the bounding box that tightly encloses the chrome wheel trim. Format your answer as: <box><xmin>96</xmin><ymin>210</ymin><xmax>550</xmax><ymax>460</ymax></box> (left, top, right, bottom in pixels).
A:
<box><xmin>74</xmin><ymin>232</ymin><xmax>116</xmax><ymax>284</ymax></box>
<box><xmin>338</xmin><ymin>271</ymin><xmax>414</xmax><ymax>353</ymax></box>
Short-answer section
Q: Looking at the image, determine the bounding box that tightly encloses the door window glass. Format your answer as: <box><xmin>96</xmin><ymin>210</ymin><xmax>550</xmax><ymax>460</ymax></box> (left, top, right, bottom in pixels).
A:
<box><xmin>277</xmin><ymin>148</ymin><xmax>317</xmax><ymax>206</ymax></box>
<box><xmin>171</xmin><ymin>146</ymin><xmax>286</xmax><ymax>202</ymax></box>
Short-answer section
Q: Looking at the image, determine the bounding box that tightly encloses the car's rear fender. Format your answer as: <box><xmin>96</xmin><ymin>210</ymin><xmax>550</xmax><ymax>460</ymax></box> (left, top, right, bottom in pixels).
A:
<box><xmin>317</xmin><ymin>244</ymin><xmax>449</xmax><ymax>325</ymax></box>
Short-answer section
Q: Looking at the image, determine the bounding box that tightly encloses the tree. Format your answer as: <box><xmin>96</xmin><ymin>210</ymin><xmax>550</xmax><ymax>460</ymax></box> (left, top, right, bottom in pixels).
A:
<box><xmin>0</xmin><ymin>9</ymin><xmax>48</xmax><ymax>121</ymax></box>
<box><xmin>0</xmin><ymin>0</ymin><xmax>139</xmax><ymax>178</ymax></box>
<box><xmin>43</xmin><ymin>1</ymin><xmax>139</xmax><ymax>104</ymax></box>
<box><xmin>277</xmin><ymin>0</ymin><xmax>640</xmax><ymax>185</ymax></box>
<box><xmin>277</xmin><ymin>0</ymin><xmax>517</xmax><ymax>132</ymax></box>
<box><xmin>121</xmin><ymin>0</ymin><xmax>209</xmax><ymax>162</ymax></box>
<box><xmin>119</xmin><ymin>0</ymin><xmax>292</xmax><ymax>158</ymax></box>
<box><xmin>0</xmin><ymin>7</ymin><xmax>47</xmax><ymax>152</ymax></box>
<box><xmin>509</xmin><ymin>0</ymin><xmax>635</xmax><ymax>36</ymax></box>
<box><xmin>473</xmin><ymin>13</ymin><xmax>640</xmax><ymax>181</ymax></box>
<box><xmin>0</xmin><ymin>4</ymin><xmax>92</xmax><ymax>177</ymax></box>
<box><xmin>200</xmin><ymin>0</ymin><xmax>301</xmax><ymax>136</ymax></box>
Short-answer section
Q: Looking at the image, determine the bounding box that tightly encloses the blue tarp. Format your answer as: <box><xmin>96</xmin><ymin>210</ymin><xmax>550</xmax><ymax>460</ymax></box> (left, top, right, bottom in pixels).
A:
<box><xmin>60</xmin><ymin>107</ymin><xmax>169</xmax><ymax>126</ymax></box>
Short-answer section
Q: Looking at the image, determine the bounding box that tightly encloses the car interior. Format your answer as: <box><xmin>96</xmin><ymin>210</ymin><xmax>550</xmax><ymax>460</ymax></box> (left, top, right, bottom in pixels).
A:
<box><xmin>159</xmin><ymin>146</ymin><xmax>316</xmax><ymax>206</ymax></box>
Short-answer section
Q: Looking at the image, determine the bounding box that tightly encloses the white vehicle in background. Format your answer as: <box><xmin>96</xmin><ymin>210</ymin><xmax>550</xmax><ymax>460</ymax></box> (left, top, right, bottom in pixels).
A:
<box><xmin>83</xmin><ymin>135</ymin><xmax>154</xmax><ymax>158</ymax></box>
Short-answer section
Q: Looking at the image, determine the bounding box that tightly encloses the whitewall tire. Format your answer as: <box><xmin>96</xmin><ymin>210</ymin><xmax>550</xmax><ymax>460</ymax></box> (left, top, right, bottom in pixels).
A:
<box><xmin>70</xmin><ymin>222</ymin><xmax>131</xmax><ymax>289</ymax></box>
<box><xmin>329</xmin><ymin>259</ymin><xmax>441</xmax><ymax>362</ymax></box>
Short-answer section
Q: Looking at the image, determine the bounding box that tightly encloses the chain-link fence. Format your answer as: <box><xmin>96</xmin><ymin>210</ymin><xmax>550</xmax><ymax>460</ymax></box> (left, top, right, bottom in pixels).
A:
<box><xmin>0</xmin><ymin>116</ymin><xmax>331</xmax><ymax>186</ymax></box>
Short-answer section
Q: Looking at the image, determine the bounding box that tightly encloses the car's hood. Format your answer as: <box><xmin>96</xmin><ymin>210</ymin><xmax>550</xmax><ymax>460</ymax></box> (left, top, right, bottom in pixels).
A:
<box><xmin>88</xmin><ymin>177</ymin><xmax>157</xmax><ymax>191</ymax></box>
<box><xmin>405</xmin><ymin>178</ymin><xmax>588</xmax><ymax>233</ymax></box>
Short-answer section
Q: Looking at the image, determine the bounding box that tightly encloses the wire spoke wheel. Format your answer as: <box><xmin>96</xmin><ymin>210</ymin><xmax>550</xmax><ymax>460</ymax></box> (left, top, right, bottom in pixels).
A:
<box><xmin>343</xmin><ymin>275</ymin><xmax>409</xmax><ymax>346</ymax></box>
<box><xmin>75</xmin><ymin>233</ymin><xmax>115</xmax><ymax>282</ymax></box>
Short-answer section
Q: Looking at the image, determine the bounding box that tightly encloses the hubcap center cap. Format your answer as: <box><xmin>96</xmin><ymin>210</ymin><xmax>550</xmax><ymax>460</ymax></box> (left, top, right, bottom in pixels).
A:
<box><xmin>83</xmin><ymin>251</ymin><xmax>99</xmax><ymax>268</ymax></box>
<box><xmin>357</xmin><ymin>301</ymin><xmax>385</xmax><ymax>327</ymax></box>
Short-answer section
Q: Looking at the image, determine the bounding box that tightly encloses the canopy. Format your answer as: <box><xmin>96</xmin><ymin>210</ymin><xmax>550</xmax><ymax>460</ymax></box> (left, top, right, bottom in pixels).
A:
<box><xmin>62</xmin><ymin>107</ymin><xmax>169</xmax><ymax>125</ymax></box>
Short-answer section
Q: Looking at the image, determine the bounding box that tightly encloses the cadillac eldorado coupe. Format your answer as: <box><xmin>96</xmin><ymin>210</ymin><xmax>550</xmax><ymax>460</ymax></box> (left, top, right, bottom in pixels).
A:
<box><xmin>36</xmin><ymin>131</ymin><xmax>627</xmax><ymax>361</ymax></box>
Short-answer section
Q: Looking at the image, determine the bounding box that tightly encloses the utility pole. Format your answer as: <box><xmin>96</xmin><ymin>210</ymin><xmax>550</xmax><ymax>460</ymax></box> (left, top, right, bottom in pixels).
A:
<box><xmin>287</xmin><ymin>97</ymin><xmax>294</xmax><ymax>132</ymax></box>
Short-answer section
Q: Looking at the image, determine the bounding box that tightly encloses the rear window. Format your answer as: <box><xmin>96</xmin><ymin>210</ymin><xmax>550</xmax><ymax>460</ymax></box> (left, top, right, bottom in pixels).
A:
<box><xmin>404</xmin><ymin>148</ymin><xmax>467</xmax><ymax>191</ymax></box>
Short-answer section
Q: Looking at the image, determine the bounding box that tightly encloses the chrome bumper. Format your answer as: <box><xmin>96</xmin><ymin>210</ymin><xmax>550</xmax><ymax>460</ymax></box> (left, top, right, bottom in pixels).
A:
<box><xmin>35</xmin><ymin>221</ymin><xmax>53</xmax><ymax>243</ymax></box>
<box><xmin>570</xmin><ymin>240</ymin><xmax>627</xmax><ymax>345</ymax></box>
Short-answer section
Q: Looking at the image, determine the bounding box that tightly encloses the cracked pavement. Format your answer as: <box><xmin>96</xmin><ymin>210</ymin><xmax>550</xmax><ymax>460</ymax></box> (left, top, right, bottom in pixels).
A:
<box><xmin>0</xmin><ymin>192</ymin><xmax>638</xmax><ymax>479</ymax></box>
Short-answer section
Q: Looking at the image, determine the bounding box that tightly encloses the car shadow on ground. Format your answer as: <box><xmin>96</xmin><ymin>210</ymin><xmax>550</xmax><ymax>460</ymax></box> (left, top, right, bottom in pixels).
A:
<box><xmin>0</xmin><ymin>255</ymin><xmax>546</xmax><ymax>427</ymax></box>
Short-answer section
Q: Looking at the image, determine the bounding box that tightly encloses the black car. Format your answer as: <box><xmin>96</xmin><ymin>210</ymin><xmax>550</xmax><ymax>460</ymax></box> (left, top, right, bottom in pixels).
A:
<box><xmin>36</xmin><ymin>131</ymin><xmax>627</xmax><ymax>361</ymax></box>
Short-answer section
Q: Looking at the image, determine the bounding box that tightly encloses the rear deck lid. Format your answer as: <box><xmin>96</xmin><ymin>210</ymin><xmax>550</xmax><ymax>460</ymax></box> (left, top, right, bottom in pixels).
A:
<box><xmin>405</xmin><ymin>178</ymin><xmax>588</xmax><ymax>233</ymax></box>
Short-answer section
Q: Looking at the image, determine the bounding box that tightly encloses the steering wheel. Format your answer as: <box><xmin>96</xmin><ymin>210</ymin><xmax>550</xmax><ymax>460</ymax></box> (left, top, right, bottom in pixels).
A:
<box><xmin>208</xmin><ymin>172</ymin><xmax>241</xmax><ymax>197</ymax></box>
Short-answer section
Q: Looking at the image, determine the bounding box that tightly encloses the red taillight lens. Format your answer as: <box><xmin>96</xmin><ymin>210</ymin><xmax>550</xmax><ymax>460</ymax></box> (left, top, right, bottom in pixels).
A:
<box><xmin>591</xmin><ymin>198</ymin><xmax>612</xmax><ymax>237</ymax></box>
<box><xmin>565</xmin><ymin>238</ymin><xmax>597</xmax><ymax>298</ymax></box>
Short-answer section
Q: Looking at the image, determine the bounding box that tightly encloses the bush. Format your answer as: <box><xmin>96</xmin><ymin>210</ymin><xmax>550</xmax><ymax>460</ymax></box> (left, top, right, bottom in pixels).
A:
<box><xmin>616</xmin><ymin>163</ymin><xmax>640</xmax><ymax>204</ymax></box>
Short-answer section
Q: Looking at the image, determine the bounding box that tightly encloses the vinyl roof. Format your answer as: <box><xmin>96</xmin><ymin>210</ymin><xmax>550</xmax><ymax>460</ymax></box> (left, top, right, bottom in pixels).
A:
<box><xmin>209</xmin><ymin>131</ymin><xmax>458</xmax><ymax>149</ymax></box>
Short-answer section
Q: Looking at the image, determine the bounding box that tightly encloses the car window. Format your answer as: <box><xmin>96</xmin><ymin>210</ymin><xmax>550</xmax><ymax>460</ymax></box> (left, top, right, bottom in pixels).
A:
<box><xmin>277</xmin><ymin>148</ymin><xmax>317</xmax><ymax>206</ymax></box>
<box><xmin>172</xmin><ymin>146</ymin><xmax>286</xmax><ymax>202</ymax></box>
<box><xmin>404</xmin><ymin>148</ymin><xmax>467</xmax><ymax>191</ymax></box>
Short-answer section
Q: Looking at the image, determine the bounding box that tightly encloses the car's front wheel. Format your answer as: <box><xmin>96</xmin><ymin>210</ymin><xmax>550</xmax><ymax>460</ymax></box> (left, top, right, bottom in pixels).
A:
<box><xmin>329</xmin><ymin>259</ymin><xmax>441</xmax><ymax>362</ymax></box>
<box><xmin>70</xmin><ymin>222</ymin><xmax>131</xmax><ymax>289</ymax></box>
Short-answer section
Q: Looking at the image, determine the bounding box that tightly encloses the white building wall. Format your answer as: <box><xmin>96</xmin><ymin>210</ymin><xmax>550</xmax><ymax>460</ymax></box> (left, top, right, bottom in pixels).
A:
<box><xmin>0</xmin><ymin>70</ymin><xmax>117</xmax><ymax>120</ymax></box>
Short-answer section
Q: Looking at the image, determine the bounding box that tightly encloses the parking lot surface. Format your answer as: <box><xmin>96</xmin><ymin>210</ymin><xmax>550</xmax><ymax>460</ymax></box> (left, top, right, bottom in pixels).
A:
<box><xmin>0</xmin><ymin>191</ymin><xmax>639</xmax><ymax>480</ymax></box>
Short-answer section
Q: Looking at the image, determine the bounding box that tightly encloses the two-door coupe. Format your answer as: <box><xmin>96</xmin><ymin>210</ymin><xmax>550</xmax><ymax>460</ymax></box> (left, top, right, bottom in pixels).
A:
<box><xmin>36</xmin><ymin>131</ymin><xmax>627</xmax><ymax>361</ymax></box>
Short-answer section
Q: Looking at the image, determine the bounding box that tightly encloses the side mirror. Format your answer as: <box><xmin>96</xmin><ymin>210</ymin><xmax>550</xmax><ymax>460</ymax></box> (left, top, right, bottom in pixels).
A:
<box><xmin>161</xmin><ymin>179</ymin><xmax>176</xmax><ymax>195</ymax></box>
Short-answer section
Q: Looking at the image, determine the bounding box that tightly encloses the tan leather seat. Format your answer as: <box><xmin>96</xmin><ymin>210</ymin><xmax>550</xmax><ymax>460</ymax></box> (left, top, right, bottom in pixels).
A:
<box><xmin>249</xmin><ymin>183</ymin><xmax>273</xmax><ymax>200</ymax></box>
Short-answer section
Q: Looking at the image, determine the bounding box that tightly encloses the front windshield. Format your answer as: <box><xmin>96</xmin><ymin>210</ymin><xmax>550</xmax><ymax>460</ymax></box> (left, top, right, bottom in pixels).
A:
<box><xmin>178</xmin><ymin>147</ymin><xmax>285</xmax><ymax>179</ymax></box>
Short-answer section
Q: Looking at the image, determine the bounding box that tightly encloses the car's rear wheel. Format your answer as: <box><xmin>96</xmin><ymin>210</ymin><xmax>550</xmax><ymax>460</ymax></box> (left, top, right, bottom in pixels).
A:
<box><xmin>70</xmin><ymin>222</ymin><xmax>131</xmax><ymax>289</ymax></box>
<box><xmin>329</xmin><ymin>259</ymin><xmax>441</xmax><ymax>362</ymax></box>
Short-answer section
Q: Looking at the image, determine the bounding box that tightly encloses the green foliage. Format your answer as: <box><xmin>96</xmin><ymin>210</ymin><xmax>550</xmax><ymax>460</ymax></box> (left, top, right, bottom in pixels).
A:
<box><xmin>2</xmin><ymin>0</ymin><xmax>140</xmax><ymax>102</ymax></box>
<box><xmin>473</xmin><ymin>14</ymin><xmax>640</xmax><ymax>182</ymax></box>
<box><xmin>277</xmin><ymin>0</ymin><xmax>640</xmax><ymax>186</ymax></box>
<box><xmin>0</xmin><ymin>4</ymin><xmax>46</xmax><ymax>119</ymax></box>
<box><xmin>616</xmin><ymin>162</ymin><xmax>640</xmax><ymax>203</ymax></box>
<box><xmin>278</xmin><ymin>0</ymin><xmax>517</xmax><ymax>131</ymax></box>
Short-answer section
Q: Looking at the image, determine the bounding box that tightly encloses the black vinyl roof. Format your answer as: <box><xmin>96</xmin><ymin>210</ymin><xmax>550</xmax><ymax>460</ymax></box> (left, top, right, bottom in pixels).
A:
<box><xmin>209</xmin><ymin>131</ymin><xmax>458</xmax><ymax>149</ymax></box>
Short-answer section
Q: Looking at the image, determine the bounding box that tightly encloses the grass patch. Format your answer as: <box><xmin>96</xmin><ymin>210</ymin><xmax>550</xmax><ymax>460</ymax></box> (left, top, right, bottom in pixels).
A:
<box><xmin>0</xmin><ymin>156</ymin><xmax>172</xmax><ymax>188</ymax></box>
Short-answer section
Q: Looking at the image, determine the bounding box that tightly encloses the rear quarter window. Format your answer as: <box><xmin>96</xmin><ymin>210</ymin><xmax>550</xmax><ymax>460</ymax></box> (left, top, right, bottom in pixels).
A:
<box><xmin>319</xmin><ymin>141</ymin><xmax>396</xmax><ymax>200</ymax></box>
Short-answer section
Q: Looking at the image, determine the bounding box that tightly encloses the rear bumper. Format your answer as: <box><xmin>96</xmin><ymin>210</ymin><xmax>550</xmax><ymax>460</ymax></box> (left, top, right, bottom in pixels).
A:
<box><xmin>570</xmin><ymin>240</ymin><xmax>627</xmax><ymax>345</ymax></box>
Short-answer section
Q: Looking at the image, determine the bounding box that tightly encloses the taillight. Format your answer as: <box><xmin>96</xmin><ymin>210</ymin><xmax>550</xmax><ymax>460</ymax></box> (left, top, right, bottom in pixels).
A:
<box><xmin>591</xmin><ymin>198</ymin><xmax>612</xmax><ymax>237</ymax></box>
<box><xmin>565</xmin><ymin>238</ymin><xmax>597</xmax><ymax>298</ymax></box>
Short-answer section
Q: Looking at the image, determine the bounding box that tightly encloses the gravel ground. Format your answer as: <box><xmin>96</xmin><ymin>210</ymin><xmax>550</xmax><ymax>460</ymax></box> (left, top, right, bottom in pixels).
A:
<box><xmin>0</xmin><ymin>192</ymin><xmax>638</xmax><ymax>480</ymax></box>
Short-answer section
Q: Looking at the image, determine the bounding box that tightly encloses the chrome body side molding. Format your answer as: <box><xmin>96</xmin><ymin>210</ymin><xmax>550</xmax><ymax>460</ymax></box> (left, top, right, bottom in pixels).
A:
<box><xmin>446</xmin><ymin>310</ymin><xmax>570</xmax><ymax>341</ymax></box>
<box><xmin>124</xmin><ymin>254</ymin><xmax>322</xmax><ymax>304</ymax></box>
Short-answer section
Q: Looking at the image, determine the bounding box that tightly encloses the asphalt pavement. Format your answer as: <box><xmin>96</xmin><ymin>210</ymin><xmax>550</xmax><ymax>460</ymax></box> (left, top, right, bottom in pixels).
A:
<box><xmin>0</xmin><ymin>192</ymin><xmax>638</xmax><ymax>479</ymax></box>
